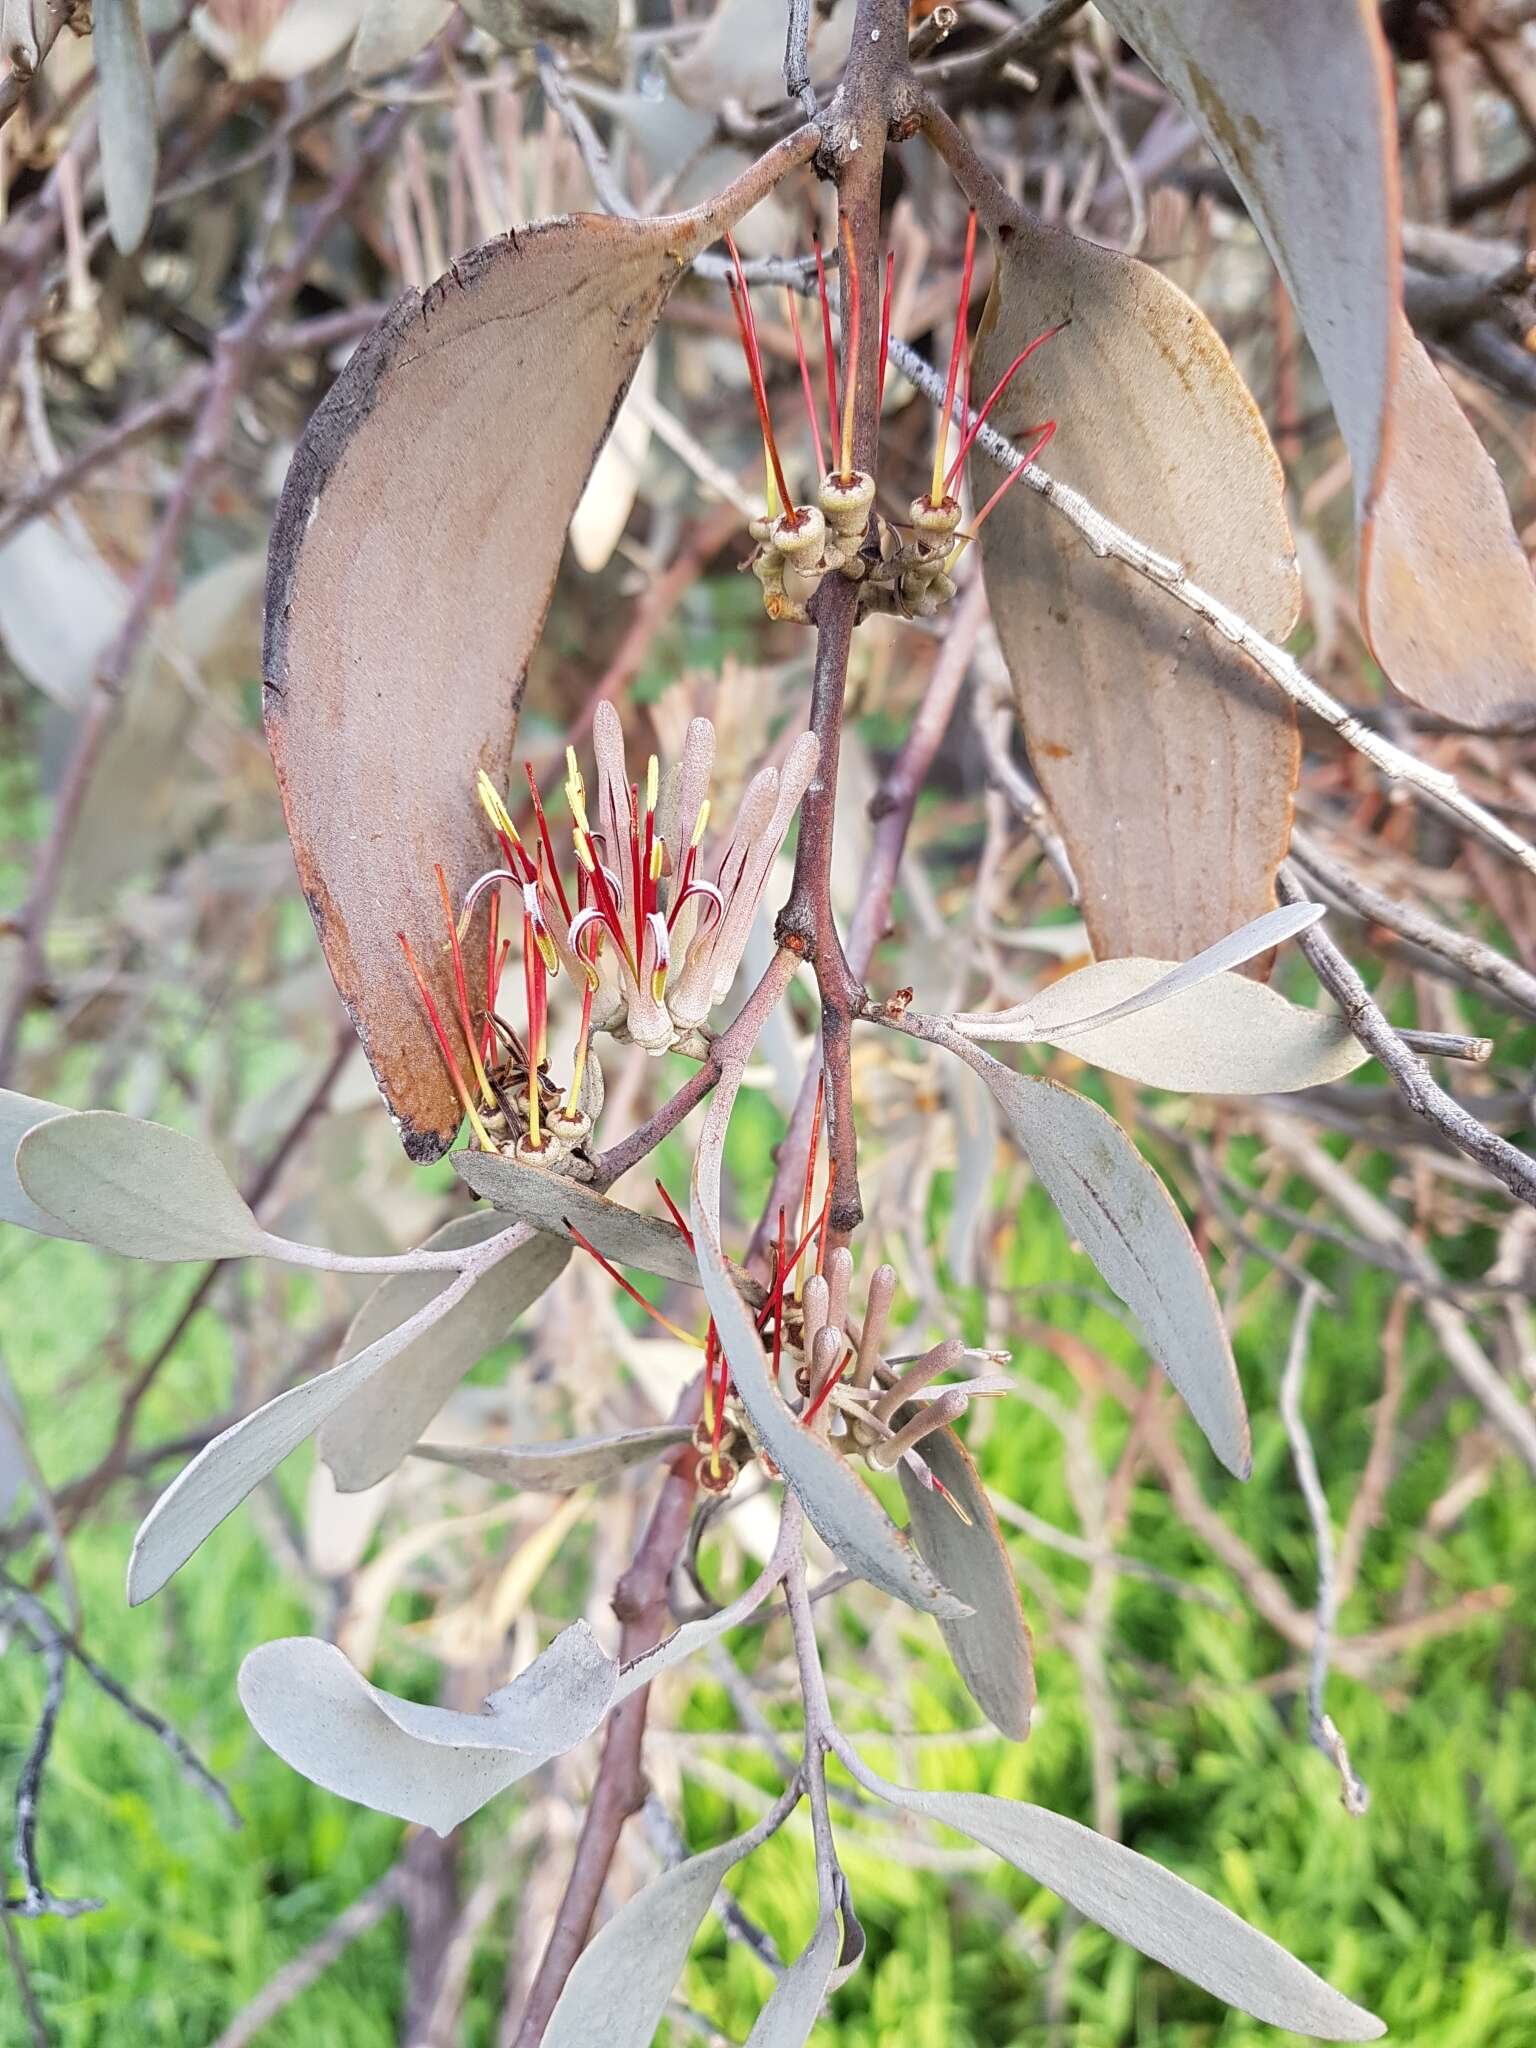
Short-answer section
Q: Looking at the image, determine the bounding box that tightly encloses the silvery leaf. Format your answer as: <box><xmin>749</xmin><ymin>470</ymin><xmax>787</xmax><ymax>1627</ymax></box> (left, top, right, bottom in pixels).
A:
<box><xmin>96</xmin><ymin>0</ymin><xmax>158</xmax><ymax>254</ymax></box>
<box><xmin>17</xmin><ymin>1110</ymin><xmax>274</xmax><ymax>1260</ymax></box>
<box><xmin>863</xmin><ymin>1774</ymin><xmax>1384</xmax><ymax>2039</ymax></box>
<box><xmin>898</xmin><ymin>1426</ymin><xmax>1034</xmax><ymax>1740</ymax></box>
<box><xmin>743</xmin><ymin>1911</ymin><xmax>841</xmax><ymax>2045</ymax></box>
<box><xmin>239</xmin><ymin>1623</ymin><xmax>617</xmax><ymax>1835</ymax></box>
<box><xmin>974</xmin><ymin>1056</ymin><xmax>1250</xmax><ymax>1478</ymax></box>
<box><xmin>455</xmin><ymin>1150</ymin><xmax>697</xmax><ymax>1284</ymax></box>
<box><xmin>128</xmin><ymin>1247</ymin><xmax>500</xmax><ymax>1601</ymax></box>
<box><xmin>319</xmin><ymin>1214</ymin><xmax>570</xmax><ymax>1492</ymax></box>
<box><xmin>414</xmin><ymin>1425</ymin><xmax>690</xmax><ymax>1490</ymax></box>
<box><xmin>2</xmin><ymin>1089</ymin><xmax>83</xmax><ymax>1240</ymax></box>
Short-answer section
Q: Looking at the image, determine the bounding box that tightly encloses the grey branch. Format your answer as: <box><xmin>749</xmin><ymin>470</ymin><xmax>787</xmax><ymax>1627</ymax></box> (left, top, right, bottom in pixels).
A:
<box><xmin>1278</xmin><ymin>1285</ymin><xmax>1370</xmax><ymax>1817</ymax></box>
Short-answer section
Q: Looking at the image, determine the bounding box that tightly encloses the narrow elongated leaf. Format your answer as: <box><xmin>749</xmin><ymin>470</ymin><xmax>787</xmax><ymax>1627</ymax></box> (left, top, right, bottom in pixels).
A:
<box><xmin>1006</xmin><ymin>902</ymin><xmax>1328</xmax><ymax>1042</ymax></box>
<box><xmin>898</xmin><ymin>1427</ymin><xmax>1033</xmax><ymax>1740</ymax></box>
<box><xmin>744</xmin><ymin>1912</ymin><xmax>841</xmax><ymax>2046</ymax></box>
<box><xmin>263</xmin><ymin>138</ymin><xmax>814</xmax><ymax>1163</ymax></box>
<box><xmin>319</xmin><ymin>1213</ymin><xmax>570</xmax><ymax>1492</ymax></box>
<box><xmin>955</xmin><ymin>962</ymin><xmax>1367</xmax><ymax>1095</ymax></box>
<box><xmin>967</xmin><ymin>195</ymin><xmax>1299</xmax><ymax>962</ymax></box>
<box><xmin>239</xmin><ymin>1623</ymin><xmax>618</xmax><ymax>1834</ymax></box>
<box><xmin>972</xmin><ymin>1054</ymin><xmax>1249</xmax><ymax>1477</ymax></box>
<box><xmin>128</xmin><ymin>1248</ymin><xmax>502</xmax><ymax>1601</ymax></box>
<box><xmin>544</xmin><ymin>1824</ymin><xmax>771</xmax><ymax>2048</ymax></box>
<box><xmin>1</xmin><ymin>1090</ymin><xmax>83</xmax><ymax>1240</ymax></box>
<box><xmin>864</xmin><ymin>1777</ymin><xmax>1384</xmax><ymax>2039</ymax></box>
<box><xmin>17</xmin><ymin>1111</ymin><xmax>271</xmax><ymax>1260</ymax></box>
<box><xmin>454</xmin><ymin>1150</ymin><xmax>697</xmax><ymax>1284</ymax></box>
<box><xmin>414</xmin><ymin>1425</ymin><xmax>690</xmax><ymax>1489</ymax></box>
<box><xmin>691</xmin><ymin>1104</ymin><xmax>968</xmax><ymax>1620</ymax></box>
<box><xmin>96</xmin><ymin>0</ymin><xmax>157</xmax><ymax>255</ymax></box>
<box><xmin>1098</xmin><ymin>0</ymin><xmax>1536</xmax><ymax>729</ymax></box>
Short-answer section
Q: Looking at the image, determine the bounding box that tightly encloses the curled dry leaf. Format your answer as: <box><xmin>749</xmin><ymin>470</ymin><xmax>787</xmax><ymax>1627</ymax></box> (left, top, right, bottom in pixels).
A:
<box><xmin>96</xmin><ymin>0</ymin><xmax>158</xmax><ymax>256</ymax></box>
<box><xmin>318</xmin><ymin>1213</ymin><xmax>571</xmax><ymax>1492</ymax></box>
<box><xmin>897</xmin><ymin>1425</ymin><xmax>1034</xmax><ymax>1741</ymax></box>
<box><xmin>262</xmin><ymin>135</ymin><xmax>815</xmax><ymax>1163</ymax></box>
<box><xmin>691</xmin><ymin>1096</ymin><xmax>969</xmax><ymax>1620</ymax></box>
<box><xmin>1</xmin><ymin>1090</ymin><xmax>83</xmax><ymax>1240</ymax></box>
<box><xmin>966</xmin><ymin>195</ymin><xmax>1300</xmax><ymax>962</ymax></box>
<box><xmin>413</xmin><ymin>1424</ymin><xmax>692</xmax><ymax>1489</ymax></box>
<box><xmin>1098</xmin><ymin>0</ymin><xmax>1536</xmax><ymax>729</ymax></box>
<box><xmin>454</xmin><ymin>1150</ymin><xmax>698</xmax><ymax>1284</ymax></box>
<box><xmin>954</xmin><ymin>1043</ymin><xmax>1250</xmax><ymax>1477</ymax></box>
<box><xmin>857</xmin><ymin>1770</ymin><xmax>1385</xmax><ymax>2039</ymax></box>
<box><xmin>239</xmin><ymin>1623</ymin><xmax>618</xmax><ymax>1835</ymax></box>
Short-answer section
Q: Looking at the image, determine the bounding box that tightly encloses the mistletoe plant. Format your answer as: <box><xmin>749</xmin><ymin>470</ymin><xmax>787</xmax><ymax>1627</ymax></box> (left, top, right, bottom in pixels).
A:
<box><xmin>10</xmin><ymin>0</ymin><xmax>1536</xmax><ymax>2039</ymax></box>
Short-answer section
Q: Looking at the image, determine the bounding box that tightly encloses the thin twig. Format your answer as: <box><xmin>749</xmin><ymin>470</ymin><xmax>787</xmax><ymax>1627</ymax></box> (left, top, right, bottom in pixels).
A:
<box><xmin>1276</xmin><ymin>868</ymin><xmax>1536</xmax><ymax>1210</ymax></box>
<box><xmin>1278</xmin><ymin>1285</ymin><xmax>1371</xmax><ymax>1816</ymax></box>
<box><xmin>885</xmin><ymin>311</ymin><xmax>1536</xmax><ymax>884</ymax></box>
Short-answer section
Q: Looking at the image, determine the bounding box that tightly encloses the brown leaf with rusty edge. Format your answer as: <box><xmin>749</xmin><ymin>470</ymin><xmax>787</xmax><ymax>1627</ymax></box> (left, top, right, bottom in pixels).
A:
<box><xmin>1098</xmin><ymin>0</ymin><xmax>1536</xmax><ymax>729</ymax></box>
<box><xmin>262</xmin><ymin>134</ymin><xmax>814</xmax><ymax>1161</ymax></box>
<box><xmin>968</xmin><ymin>203</ymin><xmax>1300</xmax><ymax>961</ymax></box>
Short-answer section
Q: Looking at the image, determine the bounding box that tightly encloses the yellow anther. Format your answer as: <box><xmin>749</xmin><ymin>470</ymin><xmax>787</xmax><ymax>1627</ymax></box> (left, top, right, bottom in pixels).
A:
<box><xmin>645</xmin><ymin>753</ymin><xmax>659</xmax><ymax>813</ymax></box>
<box><xmin>691</xmin><ymin>800</ymin><xmax>711</xmax><ymax>850</ymax></box>
<box><xmin>476</xmin><ymin>770</ymin><xmax>521</xmax><ymax>847</ymax></box>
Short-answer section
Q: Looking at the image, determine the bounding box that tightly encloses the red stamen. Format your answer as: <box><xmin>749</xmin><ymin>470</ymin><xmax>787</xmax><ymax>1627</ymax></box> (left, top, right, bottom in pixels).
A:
<box><xmin>815</xmin><ymin>1157</ymin><xmax>837</xmax><ymax>1279</ymax></box>
<box><xmin>524</xmin><ymin>764</ymin><xmax>571</xmax><ymax>923</ymax></box>
<box><xmin>771</xmin><ymin>1210</ymin><xmax>786</xmax><ymax>1382</ymax></box>
<box><xmin>725</xmin><ymin>236</ymin><xmax>792</xmax><ymax>515</ymax></box>
<box><xmin>707</xmin><ymin>1325</ymin><xmax>729</xmax><ymax>1469</ymax></box>
<box><xmin>482</xmin><ymin>888</ymin><xmax>501</xmax><ymax>1066</ymax></box>
<box><xmin>877</xmin><ymin>247</ymin><xmax>894</xmax><ymax>405</ymax></box>
<box><xmin>655</xmin><ymin>1180</ymin><xmax>696</xmax><ymax>1251</ymax></box>
<box><xmin>931</xmin><ymin>209</ymin><xmax>977</xmax><ymax>507</ymax></box>
<box><xmin>398</xmin><ymin>930</ymin><xmax>492</xmax><ymax>1149</ymax></box>
<box><xmin>785</xmin><ymin>286</ymin><xmax>826</xmax><ymax>477</ymax></box>
<box><xmin>838</xmin><ymin>216</ymin><xmax>861</xmax><ymax>482</ymax></box>
<box><xmin>566</xmin><ymin>1221</ymin><xmax>704</xmax><ymax>1347</ymax></box>
<box><xmin>799</xmin><ymin>1071</ymin><xmax>826</xmax><ymax>1274</ymax></box>
<box><xmin>813</xmin><ymin>227</ymin><xmax>840</xmax><ymax>468</ymax></box>
<box><xmin>435</xmin><ymin>864</ymin><xmax>492</xmax><ymax>1106</ymax></box>
<box><xmin>943</xmin><ymin>320</ymin><xmax>1069</xmax><ymax>492</ymax></box>
<box><xmin>970</xmin><ymin>419</ymin><xmax>1058</xmax><ymax>534</ymax></box>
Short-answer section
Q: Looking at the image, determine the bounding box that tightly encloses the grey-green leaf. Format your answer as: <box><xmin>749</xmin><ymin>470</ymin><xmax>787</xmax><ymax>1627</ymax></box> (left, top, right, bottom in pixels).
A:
<box><xmin>976</xmin><ymin>1058</ymin><xmax>1250</xmax><ymax>1478</ymax></box>
<box><xmin>957</xmin><ymin>961</ymin><xmax>1367</xmax><ymax>1096</ymax></box>
<box><xmin>866</xmin><ymin>1778</ymin><xmax>1384</xmax><ymax>2039</ymax></box>
<box><xmin>744</xmin><ymin>1912</ymin><xmax>841</xmax><ymax>2046</ymax></box>
<box><xmin>1</xmin><ymin>1090</ymin><xmax>83</xmax><ymax>1240</ymax></box>
<box><xmin>544</xmin><ymin>1827</ymin><xmax>767</xmax><ymax>2048</ymax></box>
<box><xmin>455</xmin><ymin>1151</ymin><xmax>698</xmax><ymax>1285</ymax></box>
<box><xmin>414</xmin><ymin>1425</ymin><xmax>690</xmax><ymax>1490</ymax></box>
<box><xmin>691</xmin><ymin>1105</ymin><xmax>969</xmax><ymax>1621</ymax></box>
<box><xmin>96</xmin><ymin>0</ymin><xmax>158</xmax><ymax>255</ymax></box>
<box><xmin>898</xmin><ymin>1427</ymin><xmax>1034</xmax><ymax>1740</ymax></box>
<box><xmin>16</xmin><ymin>1110</ymin><xmax>271</xmax><ymax>1260</ymax></box>
<box><xmin>239</xmin><ymin>1623</ymin><xmax>618</xmax><ymax>1835</ymax></box>
<box><xmin>128</xmin><ymin>1251</ymin><xmax>490</xmax><ymax>1602</ymax></box>
<box><xmin>319</xmin><ymin>1214</ymin><xmax>570</xmax><ymax>1492</ymax></box>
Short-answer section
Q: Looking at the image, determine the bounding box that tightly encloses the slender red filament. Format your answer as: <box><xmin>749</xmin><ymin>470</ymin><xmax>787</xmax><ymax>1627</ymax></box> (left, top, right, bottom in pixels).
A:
<box><xmin>785</xmin><ymin>286</ymin><xmax>826</xmax><ymax>477</ymax></box>
<box><xmin>707</xmin><ymin>1325</ymin><xmax>729</xmax><ymax>1471</ymax></box>
<box><xmin>838</xmin><ymin>216</ymin><xmax>861</xmax><ymax>482</ymax></box>
<box><xmin>726</xmin><ymin>235</ymin><xmax>792</xmax><ymax>515</ymax></box>
<box><xmin>524</xmin><ymin>764</ymin><xmax>571</xmax><ymax>922</ymax></box>
<box><xmin>398</xmin><ymin>930</ymin><xmax>492</xmax><ymax>1149</ymax></box>
<box><xmin>566</xmin><ymin>1221</ymin><xmax>704</xmax><ymax>1346</ymax></box>
<box><xmin>970</xmin><ymin>418</ymin><xmax>1058</xmax><ymax>534</ymax></box>
<box><xmin>943</xmin><ymin>320</ymin><xmax>1069</xmax><ymax>492</ymax></box>
<box><xmin>771</xmin><ymin>1207</ymin><xmax>786</xmax><ymax>1382</ymax></box>
<box><xmin>877</xmin><ymin>247</ymin><xmax>894</xmax><ymax>406</ymax></box>
<box><xmin>813</xmin><ymin>229</ymin><xmax>840</xmax><ymax>471</ymax></box>
<box><xmin>802</xmin><ymin>1341</ymin><xmax>849</xmax><ymax>1427</ymax></box>
<box><xmin>481</xmin><ymin>888</ymin><xmax>501</xmax><ymax>1067</ymax></box>
<box><xmin>931</xmin><ymin>209</ymin><xmax>978</xmax><ymax>506</ymax></box>
<box><xmin>798</xmin><ymin>1070</ymin><xmax>826</xmax><ymax>1278</ymax></box>
<box><xmin>654</xmin><ymin>1179</ymin><xmax>696</xmax><ymax>1250</ymax></box>
<box><xmin>435</xmin><ymin>864</ymin><xmax>491</xmax><ymax>1106</ymax></box>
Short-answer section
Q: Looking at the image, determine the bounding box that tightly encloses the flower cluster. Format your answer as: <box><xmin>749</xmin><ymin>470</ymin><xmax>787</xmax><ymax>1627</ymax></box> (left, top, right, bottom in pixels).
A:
<box><xmin>400</xmin><ymin>703</ymin><xmax>817</xmax><ymax>1164</ymax></box>
<box><xmin>577</xmin><ymin>1105</ymin><xmax>1010</xmax><ymax>1509</ymax></box>
<box><xmin>729</xmin><ymin>219</ymin><xmax>1064</xmax><ymax>625</ymax></box>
